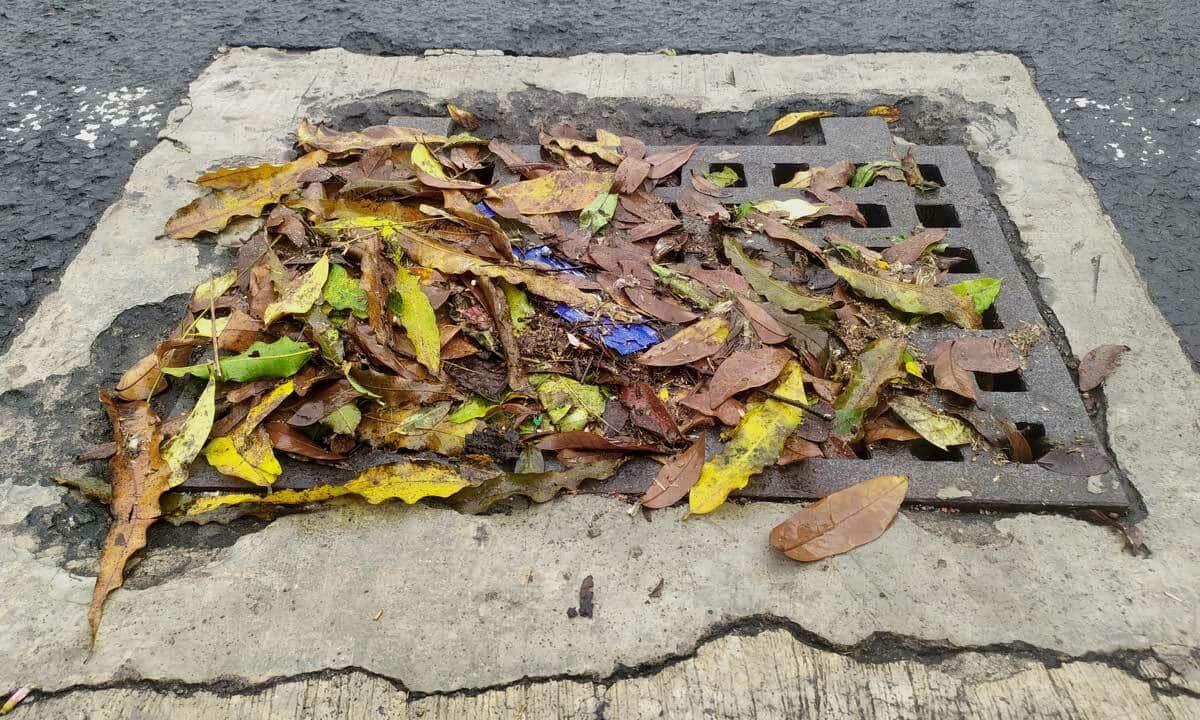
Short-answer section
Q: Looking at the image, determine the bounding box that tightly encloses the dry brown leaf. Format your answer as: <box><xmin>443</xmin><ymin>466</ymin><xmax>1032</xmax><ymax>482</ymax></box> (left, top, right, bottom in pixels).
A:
<box><xmin>645</xmin><ymin>144</ymin><xmax>698</xmax><ymax>180</ymax></box>
<box><xmin>487</xmin><ymin>170</ymin><xmax>612</xmax><ymax>215</ymax></box>
<box><xmin>641</xmin><ymin>437</ymin><xmax>705</xmax><ymax>508</ymax></box>
<box><xmin>638</xmin><ymin>317</ymin><xmax>729</xmax><ymax>367</ymax></box>
<box><xmin>769</xmin><ymin>475</ymin><xmax>908</xmax><ymax>561</ymax></box>
<box><xmin>1078</xmin><ymin>344</ymin><xmax>1130</xmax><ymax>392</ymax></box>
<box><xmin>296</xmin><ymin>119</ymin><xmax>446</xmax><ymax>153</ymax></box>
<box><xmin>623</xmin><ymin>287</ymin><xmax>699</xmax><ymax>324</ymax></box>
<box><xmin>620</xmin><ymin>382</ymin><xmax>682</xmax><ymax>440</ymax></box>
<box><xmin>90</xmin><ymin>393</ymin><xmax>172</xmax><ymax>643</ymax></box>
<box><xmin>697</xmin><ymin>348</ymin><xmax>793</xmax><ymax>411</ymax></box>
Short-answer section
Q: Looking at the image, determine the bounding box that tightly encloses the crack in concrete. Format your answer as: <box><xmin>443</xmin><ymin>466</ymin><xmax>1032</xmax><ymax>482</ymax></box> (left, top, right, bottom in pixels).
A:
<box><xmin>20</xmin><ymin>614</ymin><xmax>1199</xmax><ymax>708</ymax></box>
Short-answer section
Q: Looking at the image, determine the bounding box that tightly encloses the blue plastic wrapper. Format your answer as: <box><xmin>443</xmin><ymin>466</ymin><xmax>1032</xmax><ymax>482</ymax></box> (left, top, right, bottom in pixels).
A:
<box><xmin>554</xmin><ymin>305</ymin><xmax>661</xmax><ymax>356</ymax></box>
<box><xmin>474</xmin><ymin>201</ymin><xmax>497</xmax><ymax>218</ymax></box>
<box><xmin>513</xmin><ymin>246</ymin><xmax>660</xmax><ymax>355</ymax></box>
<box><xmin>512</xmin><ymin>245</ymin><xmax>587</xmax><ymax>277</ymax></box>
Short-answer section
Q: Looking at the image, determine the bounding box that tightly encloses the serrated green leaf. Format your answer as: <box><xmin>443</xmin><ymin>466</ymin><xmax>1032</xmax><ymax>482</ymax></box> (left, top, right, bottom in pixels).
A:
<box><xmin>448</xmin><ymin>395</ymin><xmax>495</xmax><ymax>424</ymax></box>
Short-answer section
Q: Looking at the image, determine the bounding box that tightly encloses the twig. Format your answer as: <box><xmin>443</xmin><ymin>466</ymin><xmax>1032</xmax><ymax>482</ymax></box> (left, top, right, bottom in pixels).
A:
<box><xmin>752</xmin><ymin>389</ymin><xmax>834</xmax><ymax>420</ymax></box>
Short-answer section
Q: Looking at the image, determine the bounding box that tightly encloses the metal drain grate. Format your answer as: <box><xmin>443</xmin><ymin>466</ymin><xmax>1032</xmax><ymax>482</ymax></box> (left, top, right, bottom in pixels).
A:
<box><xmin>179</xmin><ymin>115</ymin><xmax>1128</xmax><ymax>513</ymax></box>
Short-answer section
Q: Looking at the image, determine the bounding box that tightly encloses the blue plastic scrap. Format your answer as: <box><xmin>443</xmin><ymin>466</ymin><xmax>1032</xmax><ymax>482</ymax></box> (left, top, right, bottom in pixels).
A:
<box><xmin>474</xmin><ymin>201</ymin><xmax>497</xmax><ymax>218</ymax></box>
<box><xmin>514</xmin><ymin>246</ymin><xmax>660</xmax><ymax>355</ymax></box>
<box><xmin>554</xmin><ymin>305</ymin><xmax>660</xmax><ymax>356</ymax></box>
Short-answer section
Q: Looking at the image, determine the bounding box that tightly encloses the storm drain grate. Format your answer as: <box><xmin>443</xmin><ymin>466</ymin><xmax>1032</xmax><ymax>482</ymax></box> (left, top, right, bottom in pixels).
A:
<box><xmin>181</xmin><ymin>115</ymin><xmax>1128</xmax><ymax>513</ymax></box>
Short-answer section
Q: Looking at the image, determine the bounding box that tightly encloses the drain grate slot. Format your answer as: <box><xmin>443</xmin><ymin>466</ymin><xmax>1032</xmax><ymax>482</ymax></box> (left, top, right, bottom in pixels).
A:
<box><xmin>177</xmin><ymin>116</ymin><xmax>1128</xmax><ymax>512</ymax></box>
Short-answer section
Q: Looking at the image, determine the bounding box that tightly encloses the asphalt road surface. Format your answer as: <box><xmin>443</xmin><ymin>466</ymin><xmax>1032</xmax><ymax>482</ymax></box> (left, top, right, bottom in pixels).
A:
<box><xmin>2</xmin><ymin>0</ymin><xmax>1197</xmax><ymax>360</ymax></box>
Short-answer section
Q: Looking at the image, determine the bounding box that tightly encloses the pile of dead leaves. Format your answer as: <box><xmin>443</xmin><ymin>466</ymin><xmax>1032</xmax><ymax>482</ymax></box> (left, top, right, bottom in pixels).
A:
<box><xmin>76</xmin><ymin>107</ymin><xmax>1117</xmax><ymax>641</ymax></box>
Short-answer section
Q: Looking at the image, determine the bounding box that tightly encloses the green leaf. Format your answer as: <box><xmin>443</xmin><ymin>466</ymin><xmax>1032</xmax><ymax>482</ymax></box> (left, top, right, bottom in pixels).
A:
<box><xmin>705</xmin><ymin>166</ymin><xmax>740</xmax><ymax>188</ymax></box>
<box><xmin>530</xmin><ymin>374</ymin><xmax>606</xmax><ymax>432</ymax></box>
<box><xmin>723</xmin><ymin>237</ymin><xmax>835</xmax><ymax>313</ymax></box>
<box><xmin>950</xmin><ymin>277</ymin><xmax>1002</xmax><ymax>313</ymax></box>
<box><xmin>579</xmin><ymin>191</ymin><xmax>618</xmax><ymax>234</ymax></box>
<box><xmin>849</xmin><ymin>161</ymin><xmax>902</xmax><ymax>188</ymax></box>
<box><xmin>263</xmin><ymin>254</ymin><xmax>330</xmax><ymax>326</ymax></box>
<box><xmin>448</xmin><ymin>395</ymin><xmax>495</xmax><ymax>424</ymax></box>
<box><xmin>321</xmin><ymin>403</ymin><xmax>362</xmax><ymax>435</ymax></box>
<box><xmin>162</xmin><ymin>337</ymin><xmax>315</xmax><ymax>382</ymax></box>
<box><xmin>323</xmin><ymin>264</ymin><xmax>369</xmax><ymax>318</ymax></box>
<box><xmin>391</xmin><ymin>267</ymin><xmax>441</xmax><ymax>374</ymax></box>
<box><xmin>828</xmin><ymin>260</ymin><xmax>982</xmax><ymax>329</ymax></box>
<box><xmin>502</xmin><ymin>281</ymin><xmax>536</xmax><ymax>335</ymax></box>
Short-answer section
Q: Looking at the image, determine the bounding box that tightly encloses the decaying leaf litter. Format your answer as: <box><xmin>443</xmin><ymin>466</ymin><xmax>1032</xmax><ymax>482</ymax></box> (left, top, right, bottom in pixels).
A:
<box><xmin>76</xmin><ymin>106</ymin><xmax>1120</xmax><ymax>639</ymax></box>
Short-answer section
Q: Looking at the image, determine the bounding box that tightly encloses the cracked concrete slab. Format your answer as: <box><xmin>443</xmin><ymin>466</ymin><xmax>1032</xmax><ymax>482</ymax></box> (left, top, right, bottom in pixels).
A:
<box><xmin>15</xmin><ymin>630</ymin><xmax>1200</xmax><ymax>719</ymax></box>
<box><xmin>2</xmin><ymin>49</ymin><xmax>1198</xmax><ymax>709</ymax></box>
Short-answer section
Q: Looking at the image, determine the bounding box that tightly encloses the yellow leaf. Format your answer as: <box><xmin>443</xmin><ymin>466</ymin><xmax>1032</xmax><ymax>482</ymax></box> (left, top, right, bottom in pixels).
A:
<box><xmin>203</xmin><ymin>380</ymin><xmax>294</xmax><ymax>485</ymax></box>
<box><xmin>190</xmin><ymin>316</ymin><xmax>229</xmax><ymax>338</ymax></box>
<box><xmin>165</xmin><ymin>151</ymin><xmax>327</xmax><ymax>239</ymax></box>
<box><xmin>865</xmin><ymin>105</ymin><xmax>902</xmax><ymax>124</ymax></box>
<box><xmin>752</xmin><ymin>198</ymin><xmax>827</xmax><ymax>221</ymax></box>
<box><xmin>178</xmin><ymin>461</ymin><xmax>473</xmax><ymax>517</ymax></box>
<box><xmin>446</xmin><ymin>103</ymin><xmax>481</xmax><ymax>130</ymax></box>
<box><xmin>191</xmin><ymin>269</ymin><xmax>238</xmax><ymax>306</ymax></box>
<box><xmin>263</xmin><ymin>254</ymin><xmax>330</xmax><ymax>326</ymax></box>
<box><xmin>689</xmin><ymin>362</ymin><xmax>809</xmax><ymax>514</ymax></box>
<box><xmin>393</xmin><ymin>266</ymin><xmax>441</xmax><ymax>374</ymax></box>
<box><xmin>410</xmin><ymin>143</ymin><xmax>449</xmax><ymax>180</ymax></box>
<box><xmin>296</xmin><ymin>119</ymin><xmax>446</xmax><ymax>153</ymax></box>
<box><xmin>544</xmin><ymin>130</ymin><xmax>624</xmax><ymax>165</ymax></box>
<box><xmin>487</xmin><ymin>170</ymin><xmax>612</xmax><ymax>214</ymax></box>
<box><xmin>768</xmin><ymin>111</ymin><xmax>835</xmax><ymax>135</ymax></box>
<box><xmin>162</xmin><ymin>376</ymin><xmax>216</xmax><ymax>488</ymax></box>
<box><xmin>888</xmin><ymin>396</ymin><xmax>975</xmax><ymax>450</ymax></box>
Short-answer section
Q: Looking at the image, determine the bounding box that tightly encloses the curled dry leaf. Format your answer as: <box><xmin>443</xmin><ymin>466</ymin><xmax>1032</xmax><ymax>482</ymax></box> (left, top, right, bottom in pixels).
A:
<box><xmin>487</xmin><ymin>170</ymin><xmax>612</xmax><ymax>214</ymax></box>
<box><xmin>90</xmin><ymin>393</ymin><xmax>171</xmax><ymax>643</ymax></box>
<box><xmin>620</xmin><ymin>382</ymin><xmax>681</xmax><ymax>440</ymax></box>
<box><xmin>637</xmin><ymin>317</ymin><xmax>729</xmax><ymax>367</ymax></box>
<box><xmin>296</xmin><ymin>119</ymin><xmax>446</xmax><ymax>153</ymax></box>
<box><xmin>736</xmin><ymin>296</ymin><xmax>790</xmax><ymax>345</ymax></box>
<box><xmin>828</xmin><ymin>260</ymin><xmax>982</xmax><ymax>329</ymax></box>
<box><xmin>166</xmin><ymin>151</ymin><xmax>328</xmax><ymax>239</ymax></box>
<box><xmin>768</xmin><ymin>110</ymin><xmax>835</xmax><ymax>135</ymax></box>
<box><xmin>645</xmin><ymin>144</ymin><xmax>697</xmax><ymax>180</ymax></box>
<box><xmin>265</xmin><ymin>421</ymin><xmax>347</xmax><ymax>461</ymax></box>
<box><xmin>534</xmin><ymin>431</ymin><xmax>662</xmax><ymax>453</ymax></box>
<box><xmin>769</xmin><ymin>475</ymin><xmax>908</xmax><ymax>561</ymax></box>
<box><xmin>1037</xmin><ymin>446</ymin><xmax>1112</xmax><ymax>476</ymax></box>
<box><xmin>263</xmin><ymin>254</ymin><xmax>330</xmax><ymax>326</ymax></box>
<box><xmin>623</xmin><ymin>287</ymin><xmax>699</xmax><ymax>324</ymax></box>
<box><xmin>1078</xmin><ymin>344</ymin><xmax>1130</xmax><ymax>392</ymax></box>
<box><xmin>881</xmin><ymin>229</ymin><xmax>947</xmax><ymax>265</ymax></box>
<box><xmin>864</xmin><ymin>105</ymin><xmax>902</xmax><ymax>124</ymax></box>
<box><xmin>446</xmin><ymin>103</ymin><xmax>481</xmax><ymax>130</ymax></box>
<box><xmin>641</xmin><ymin>437</ymin><xmax>705</xmax><ymax>509</ymax></box>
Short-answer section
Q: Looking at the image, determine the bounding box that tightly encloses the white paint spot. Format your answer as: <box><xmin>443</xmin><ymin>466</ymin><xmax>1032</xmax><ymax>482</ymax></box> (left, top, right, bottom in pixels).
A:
<box><xmin>1107</xmin><ymin>143</ymin><xmax>1125</xmax><ymax>160</ymax></box>
<box><xmin>21</xmin><ymin>90</ymin><xmax>37</xmax><ymax>97</ymax></box>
